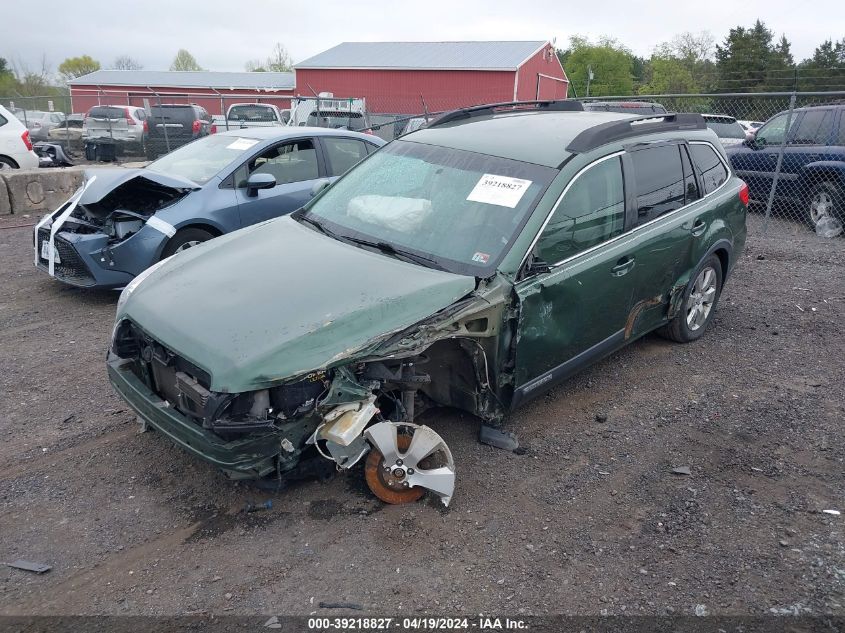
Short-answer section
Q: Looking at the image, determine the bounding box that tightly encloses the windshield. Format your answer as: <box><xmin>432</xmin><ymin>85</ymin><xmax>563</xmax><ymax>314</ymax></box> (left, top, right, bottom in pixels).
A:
<box><xmin>705</xmin><ymin>120</ymin><xmax>745</xmax><ymax>139</ymax></box>
<box><xmin>228</xmin><ymin>105</ymin><xmax>276</xmax><ymax>122</ymax></box>
<box><xmin>146</xmin><ymin>134</ymin><xmax>260</xmax><ymax>185</ymax></box>
<box><xmin>307</xmin><ymin>111</ymin><xmax>367</xmax><ymax>130</ymax></box>
<box><xmin>301</xmin><ymin>140</ymin><xmax>557</xmax><ymax>276</ymax></box>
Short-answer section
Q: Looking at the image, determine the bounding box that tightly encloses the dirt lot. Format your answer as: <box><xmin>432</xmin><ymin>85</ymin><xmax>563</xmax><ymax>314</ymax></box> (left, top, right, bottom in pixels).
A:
<box><xmin>0</xmin><ymin>214</ymin><xmax>843</xmax><ymax>617</ymax></box>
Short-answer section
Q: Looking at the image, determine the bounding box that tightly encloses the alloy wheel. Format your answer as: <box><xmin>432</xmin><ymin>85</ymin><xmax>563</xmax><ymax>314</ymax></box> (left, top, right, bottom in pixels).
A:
<box><xmin>809</xmin><ymin>191</ymin><xmax>833</xmax><ymax>226</ymax></box>
<box><xmin>686</xmin><ymin>266</ymin><xmax>717</xmax><ymax>332</ymax></box>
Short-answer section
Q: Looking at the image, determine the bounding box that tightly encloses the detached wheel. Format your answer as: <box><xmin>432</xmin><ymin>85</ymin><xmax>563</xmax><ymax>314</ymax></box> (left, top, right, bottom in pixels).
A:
<box><xmin>365</xmin><ymin>434</ymin><xmax>425</xmax><ymax>505</ymax></box>
<box><xmin>807</xmin><ymin>182</ymin><xmax>843</xmax><ymax>228</ymax></box>
<box><xmin>161</xmin><ymin>227</ymin><xmax>215</xmax><ymax>259</ymax></box>
<box><xmin>364</xmin><ymin>422</ymin><xmax>456</xmax><ymax>506</ymax></box>
<box><xmin>659</xmin><ymin>254</ymin><xmax>723</xmax><ymax>343</ymax></box>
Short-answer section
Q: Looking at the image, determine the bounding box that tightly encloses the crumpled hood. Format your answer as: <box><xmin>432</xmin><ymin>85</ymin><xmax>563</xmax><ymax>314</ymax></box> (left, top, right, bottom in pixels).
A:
<box><xmin>121</xmin><ymin>216</ymin><xmax>476</xmax><ymax>392</ymax></box>
<box><xmin>80</xmin><ymin>168</ymin><xmax>198</xmax><ymax>205</ymax></box>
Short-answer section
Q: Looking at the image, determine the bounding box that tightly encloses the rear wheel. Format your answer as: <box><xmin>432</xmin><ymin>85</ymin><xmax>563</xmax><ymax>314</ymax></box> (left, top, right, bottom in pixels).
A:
<box><xmin>0</xmin><ymin>156</ymin><xmax>18</xmax><ymax>170</ymax></box>
<box><xmin>659</xmin><ymin>254</ymin><xmax>723</xmax><ymax>343</ymax></box>
<box><xmin>806</xmin><ymin>182</ymin><xmax>843</xmax><ymax>228</ymax></box>
<box><xmin>161</xmin><ymin>227</ymin><xmax>215</xmax><ymax>259</ymax></box>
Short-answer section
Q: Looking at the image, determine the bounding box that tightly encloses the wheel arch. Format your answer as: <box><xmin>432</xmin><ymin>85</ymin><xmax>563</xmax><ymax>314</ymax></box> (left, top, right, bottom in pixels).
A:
<box><xmin>155</xmin><ymin>221</ymin><xmax>225</xmax><ymax>261</ymax></box>
<box><xmin>799</xmin><ymin>163</ymin><xmax>845</xmax><ymax>194</ymax></box>
<box><xmin>0</xmin><ymin>155</ymin><xmax>20</xmax><ymax>168</ymax></box>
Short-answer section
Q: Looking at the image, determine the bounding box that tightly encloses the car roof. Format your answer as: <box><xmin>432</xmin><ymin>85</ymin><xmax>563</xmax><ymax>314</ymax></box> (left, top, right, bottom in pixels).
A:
<box><xmin>404</xmin><ymin>110</ymin><xmax>634</xmax><ymax>167</ymax></box>
<box><xmin>213</xmin><ymin>126</ymin><xmax>382</xmax><ymax>143</ymax></box>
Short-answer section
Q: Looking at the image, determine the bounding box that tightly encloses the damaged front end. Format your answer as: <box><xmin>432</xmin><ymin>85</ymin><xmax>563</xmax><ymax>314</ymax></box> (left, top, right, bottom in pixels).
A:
<box><xmin>34</xmin><ymin>170</ymin><xmax>195</xmax><ymax>288</ymax></box>
<box><xmin>108</xmin><ymin>283</ymin><xmax>514</xmax><ymax>506</ymax></box>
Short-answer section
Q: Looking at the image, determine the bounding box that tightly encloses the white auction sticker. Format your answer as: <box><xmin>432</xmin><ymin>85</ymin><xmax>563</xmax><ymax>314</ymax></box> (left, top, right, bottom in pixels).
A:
<box><xmin>226</xmin><ymin>138</ymin><xmax>259</xmax><ymax>151</ymax></box>
<box><xmin>467</xmin><ymin>174</ymin><xmax>532</xmax><ymax>208</ymax></box>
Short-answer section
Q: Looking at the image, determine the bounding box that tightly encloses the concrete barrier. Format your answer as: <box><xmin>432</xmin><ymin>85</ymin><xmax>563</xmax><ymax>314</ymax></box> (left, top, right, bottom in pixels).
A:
<box><xmin>0</xmin><ymin>168</ymin><xmax>84</xmax><ymax>215</ymax></box>
<box><xmin>0</xmin><ymin>176</ymin><xmax>10</xmax><ymax>215</ymax></box>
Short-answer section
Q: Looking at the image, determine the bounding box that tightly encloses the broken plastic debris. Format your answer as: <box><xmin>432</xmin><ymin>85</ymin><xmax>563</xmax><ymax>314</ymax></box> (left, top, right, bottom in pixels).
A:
<box><xmin>815</xmin><ymin>216</ymin><xmax>843</xmax><ymax>238</ymax></box>
<box><xmin>6</xmin><ymin>560</ymin><xmax>51</xmax><ymax>574</ymax></box>
<box><xmin>822</xmin><ymin>509</ymin><xmax>840</xmax><ymax>516</ymax></box>
<box><xmin>672</xmin><ymin>466</ymin><xmax>692</xmax><ymax>476</ymax></box>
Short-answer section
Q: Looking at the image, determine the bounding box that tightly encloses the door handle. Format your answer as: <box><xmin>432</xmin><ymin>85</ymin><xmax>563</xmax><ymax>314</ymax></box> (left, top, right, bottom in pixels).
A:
<box><xmin>611</xmin><ymin>256</ymin><xmax>635</xmax><ymax>277</ymax></box>
<box><xmin>691</xmin><ymin>219</ymin><xmax>707</xmax><ymax>237</ymax></box>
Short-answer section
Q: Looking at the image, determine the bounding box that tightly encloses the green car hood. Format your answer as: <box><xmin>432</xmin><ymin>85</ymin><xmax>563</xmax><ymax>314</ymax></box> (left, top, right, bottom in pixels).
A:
<box><xmin>121</xmin><ymin>216</ymin><xmax>476</xmax><ymax>393</ymax></box>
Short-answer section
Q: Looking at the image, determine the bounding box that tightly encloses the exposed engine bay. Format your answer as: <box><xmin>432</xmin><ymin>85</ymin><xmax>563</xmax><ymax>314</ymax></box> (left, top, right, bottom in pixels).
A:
<box><xmin>57</xmin><ymin>174</ymin><xmax>192</xmax><ymax>242</ymax></box>
<box><xmin>111</xmin><ymin>319</ymin><xmax>477</xmax><ymax>506</ymax></box>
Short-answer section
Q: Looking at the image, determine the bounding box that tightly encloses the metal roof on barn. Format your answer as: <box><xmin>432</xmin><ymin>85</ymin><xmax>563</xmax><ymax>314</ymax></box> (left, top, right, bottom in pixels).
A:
<box><xmin>68</xmin><ymin>70</ymin><xmax>295</xmax><ymax>90</ymax></box>
<box><xmin>294</xmin><ymin>41</ymin><xmax>549</xmax><ymax>71</ymax></box>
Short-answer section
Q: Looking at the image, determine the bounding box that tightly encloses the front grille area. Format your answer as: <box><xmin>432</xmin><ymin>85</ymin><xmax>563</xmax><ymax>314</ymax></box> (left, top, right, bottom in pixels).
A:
<box><xmin>37</xmin><ymin>228</ymin><xmax>96</xmax><ymax>287</ymax></box>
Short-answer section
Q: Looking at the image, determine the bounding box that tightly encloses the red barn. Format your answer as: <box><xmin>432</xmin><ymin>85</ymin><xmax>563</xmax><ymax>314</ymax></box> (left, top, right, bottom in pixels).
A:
<box><xmin>67</xmin><ymin>70</ymin><xmax>296</xmax><ymax>116</ymax></box>
<box><xmin>293</xmin><ymin>41</ymin><xmax>568</xmax><ymax>115</ymax></box>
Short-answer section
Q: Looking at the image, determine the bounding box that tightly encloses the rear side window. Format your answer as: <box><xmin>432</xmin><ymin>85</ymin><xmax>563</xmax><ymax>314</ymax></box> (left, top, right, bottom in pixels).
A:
<box><xmin>680</xmin><ymin>145</ymin><xmax>700</xmax><ymax>204</ymax></box>
<box><xmin>690</xmin><ymin>144</ymin><xmax>729</xmax><ymax>194</ymax></box>
<box><xmin>536</xmin><ymin>156</ymin><xmax>625</xmax><ymax>264</ymax></box>
<box><xmin>323</xmin><ymin>137</ymin><xmax>369</xmax><ymax>175</ymax></box>
<box><xmin>630</xmin><ymin>144</ymin><xmax>686</xmax><ymax>223</ymax></box>
<box><xmin>791</xmin><ymin>109</ymin><xmax>835</xmax><ymax>145</ymax></box>
<box><xmin>0</xmin><ymin>113</ymin><xmax>7</xmax><ymax>127</ymax></box>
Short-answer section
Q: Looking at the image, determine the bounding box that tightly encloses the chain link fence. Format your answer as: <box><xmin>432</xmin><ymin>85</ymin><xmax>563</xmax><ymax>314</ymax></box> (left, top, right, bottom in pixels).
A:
<box><xmin>576</xmin><ymin>91</ymin><xmax>845</xmax><ymax>241</ymax></box>
<box><xmin>3</xmin><ymin>87</ymin><xmax>844</xmax><ymax>241</ymax></box>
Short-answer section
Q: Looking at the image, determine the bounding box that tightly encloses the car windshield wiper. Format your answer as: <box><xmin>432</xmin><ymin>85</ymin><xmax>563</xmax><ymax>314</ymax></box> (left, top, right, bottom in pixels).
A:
<box><xmin>297</xmin><ymin>213</ymin><xmax>341</xmax><ymax>239</ymax></box>
<box><xmin>343</xmin><ymin>236</ymin><xmax>447</xmax><ymax>271</ymax></box>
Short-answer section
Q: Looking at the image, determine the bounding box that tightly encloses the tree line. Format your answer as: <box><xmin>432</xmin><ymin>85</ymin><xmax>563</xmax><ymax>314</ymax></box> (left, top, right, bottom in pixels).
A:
<box><xmin>558</xmin><ymin>20</ymin><xmax>844</xmax><ymax>97</ymax></box>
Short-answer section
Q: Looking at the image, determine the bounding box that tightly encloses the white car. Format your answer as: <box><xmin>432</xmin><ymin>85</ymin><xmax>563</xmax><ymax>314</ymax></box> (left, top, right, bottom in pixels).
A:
<box><xmin>737</xmin><ymin>119</ymin><xmax>764</xmax><ymax>140</ymax></box>
<box><xmin>0</xmin><ymin>104</ymin><xmax>39</xmax><ymax>169</ymax></box>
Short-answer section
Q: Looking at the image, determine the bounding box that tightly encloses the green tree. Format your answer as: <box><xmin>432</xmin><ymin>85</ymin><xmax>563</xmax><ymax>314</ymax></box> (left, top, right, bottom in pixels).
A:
<box><xmin>715</xmin><ymin>20</ymin><xmax>795</xmax><ymax>92</ymax></box>
<box><xmin>58</xmin><ymin>55</ymin><xmax>101</xmax><ymax>81</ymax></box>
<box><xmin>797</xmin><ymin>39</ymin><xmax>845</xmax><ymax>91</ymax></box>
<box><xmin>557</xmin><ymin>35</ymin><xmax>634</xmax><ymax>97</ymax></box>
<box><xmin>170</xmin><ymin>49</ymin><xmax>203</xmax><ymax>72</ymax></box>
<box><xmin>0</xmin><ymin>58</ymin><xmax>14</xmax><ymax>95</ymax></box>
<box><xmin>640</xmin><ymin>55</ymin><xmax>698</xmax><ymax>94</ymax></box>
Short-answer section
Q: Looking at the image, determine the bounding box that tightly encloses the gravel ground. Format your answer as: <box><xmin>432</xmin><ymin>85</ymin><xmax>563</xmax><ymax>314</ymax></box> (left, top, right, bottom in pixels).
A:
<box><xmin>0</xmin><ymin>213</ymin><xmax>843</xmax><ymax>617</ymax></box>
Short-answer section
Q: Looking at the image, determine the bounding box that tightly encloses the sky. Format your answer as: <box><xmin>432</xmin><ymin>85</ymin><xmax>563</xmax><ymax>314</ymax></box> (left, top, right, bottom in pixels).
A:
<box><xmin>2</xmin><ymin>0</ymin><xmax>841</xmax><ymax>75</ymax></box>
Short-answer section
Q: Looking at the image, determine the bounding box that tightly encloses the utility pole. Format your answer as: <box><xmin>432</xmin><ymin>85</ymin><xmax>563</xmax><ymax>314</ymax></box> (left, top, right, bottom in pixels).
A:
<box><xmin>586</xmin><ymin>65</ymin><xmax>594</xmax><ymax>97</ymax></box>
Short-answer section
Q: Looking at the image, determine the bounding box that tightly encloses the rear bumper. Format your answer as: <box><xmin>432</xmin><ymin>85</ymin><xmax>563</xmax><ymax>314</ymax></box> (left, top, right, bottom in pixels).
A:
<box><xmin>107</xmin><ymin>352</ymin><xmax>280</xmax><ymax>478</ymax></box>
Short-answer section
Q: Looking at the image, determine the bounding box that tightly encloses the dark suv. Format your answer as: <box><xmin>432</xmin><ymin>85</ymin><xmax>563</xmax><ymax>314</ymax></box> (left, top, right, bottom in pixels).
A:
<box><xmin>108</xmin><ymin>100</ymin><xmax>747</xmax><ymax>506</ymax></box>
<box><xmin>146</xmin><ymin>104</ymin><xmax>213</xmax><ymax>159</ymax></box>
<box><xmin>727</xmin><ymin>104</ymin><xmax>845</xmax><ymax>229</ymax></box>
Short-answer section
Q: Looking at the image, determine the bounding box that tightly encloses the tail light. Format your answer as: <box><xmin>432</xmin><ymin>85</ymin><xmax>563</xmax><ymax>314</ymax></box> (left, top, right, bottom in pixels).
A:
<box><xmin>126</xmin><ymin>109</ymin><xmax>136</xmax><ymax>126</ymax></box>
<box><xmin>21</xmin><ymin>130</ymin><xmax>32</xmax><ymax>151</ymax></box>
<box><xmin>210</xmin><ymin>124</ymin><xmax>217</xmax><ymax>134</ymax></box>
<box><xmin>143</xmin><ymin>120</ymin><xmax>149</xmax><ymax>133</ymax></box>
<box><xmin>738</xmin><ymin>182</ymin><xmax>749</xmax><ymax>207</ymax></box>
<box><xmin>192</xmin><ymin>120</ymin><xmax>201</xmax><ymax>134</ymax></box>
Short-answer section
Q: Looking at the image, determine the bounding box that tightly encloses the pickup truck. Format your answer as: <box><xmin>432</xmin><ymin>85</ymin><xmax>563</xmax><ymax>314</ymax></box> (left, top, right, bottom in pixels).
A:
<box><xmin>217</xmin><ymin>103</ymin><xmax>290</xmax><ymax>130</ymax></box>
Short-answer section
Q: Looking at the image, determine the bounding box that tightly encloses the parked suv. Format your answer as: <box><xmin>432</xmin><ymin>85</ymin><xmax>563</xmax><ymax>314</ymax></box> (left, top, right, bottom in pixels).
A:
<box><xmin>146</xmin><ymin>104</ymin><xmax>213</xmax><ymax>159</ymax></box>
<box><xmin>702</xmin><ymin>114</ymin><xmax>747</xmax><ymax>148</ymax></box>
<box><xmin>727</xmin><ymin>104</ymin><xmax>845</xmax><ymax>229</ymax></box>
<box><xmin>83</xmin><ymin>106</ymin><xmax>148</xmax><ymax>152</ymax></box>
<box><xmin>107</xmin><ymin>101</ymin><xmax>747</xmax><ymax>507</ymax></box>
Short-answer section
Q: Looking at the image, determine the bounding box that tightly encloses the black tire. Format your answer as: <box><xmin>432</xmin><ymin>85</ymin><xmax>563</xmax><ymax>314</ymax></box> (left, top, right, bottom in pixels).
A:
<box><xmin>659</xmin><ymin>254</ymin><xmax>723</xmax><ymax>343</ymax></box>
<box><xmin>161</xmin><ymin>228</ymin><xmax>215</xmax><ymax>259</ymax></box>
<box><xmin>0</xmin><ymin>156</ymin><xmax>19</xmax><ymax>170</ymax></box>
<box><xmin>806</xmin><ymin>181</ymin><xmax>844</xmax><ymax>228</ymax></box>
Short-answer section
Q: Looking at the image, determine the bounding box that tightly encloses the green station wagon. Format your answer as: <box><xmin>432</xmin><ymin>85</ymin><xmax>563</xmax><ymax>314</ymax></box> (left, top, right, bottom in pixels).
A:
<box><xmin>108</xmin><ymin>101</ymin><xmax>748</xmax><ymax>507</ymax></box>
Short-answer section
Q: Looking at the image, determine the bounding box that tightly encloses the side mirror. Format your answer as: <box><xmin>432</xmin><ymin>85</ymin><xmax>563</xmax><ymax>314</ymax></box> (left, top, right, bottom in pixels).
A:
<box><xmin>310</xmin><ymin>179</ymin><xmax>331</xmax><ymax>198</ymax></box>
<box><xmin>246</xmin><ymin>172</ymin><xmax>276</xmax><ymax>196</ymax></box>
<box><xmin>743</xmin><ymin>137</ymin><xmax>758</xmax><ymax>149</ymax></box>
